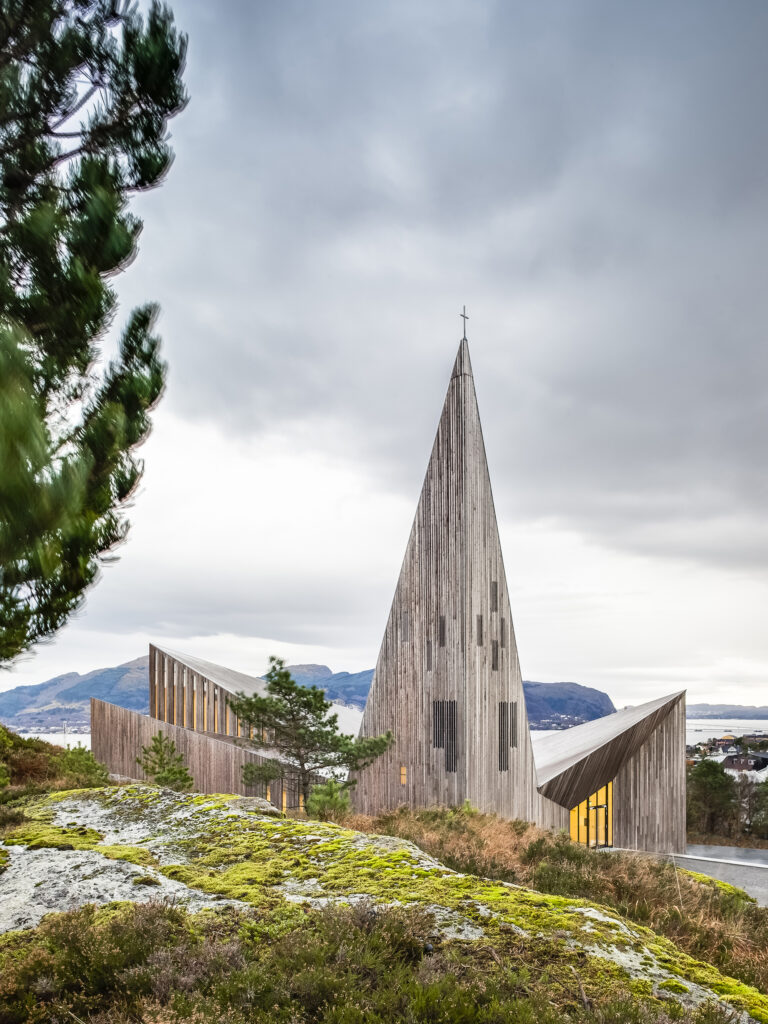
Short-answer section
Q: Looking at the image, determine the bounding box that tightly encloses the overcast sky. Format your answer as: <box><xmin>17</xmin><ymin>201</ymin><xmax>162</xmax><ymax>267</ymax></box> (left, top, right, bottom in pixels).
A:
<box><xmin>4</xmin><ymin>0</ymin><xmax>768</xmax><ymax>706</ymax></box>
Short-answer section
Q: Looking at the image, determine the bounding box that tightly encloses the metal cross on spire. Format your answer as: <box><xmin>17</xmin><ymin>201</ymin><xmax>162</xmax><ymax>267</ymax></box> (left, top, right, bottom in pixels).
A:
<box><xmin>460</xmin><ymin>305</ymin><xmax>469</xmax><ymax>340</ymax></box>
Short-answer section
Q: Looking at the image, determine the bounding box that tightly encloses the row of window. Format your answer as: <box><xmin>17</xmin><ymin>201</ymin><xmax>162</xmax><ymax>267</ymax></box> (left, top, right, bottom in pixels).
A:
<box><xmin>401</xmin><ymin>581</ymin><xmax>505</xmax><ymax>651</ymax></box>
<box><xmin>415</xmin><ymin>699</ymin><xmax>518</xmax><ymax>775</ymax></box>
<box><xmin>403</xmin><ymin>614</ymin><xmax>507</xmax><ymax>666</ymax></box>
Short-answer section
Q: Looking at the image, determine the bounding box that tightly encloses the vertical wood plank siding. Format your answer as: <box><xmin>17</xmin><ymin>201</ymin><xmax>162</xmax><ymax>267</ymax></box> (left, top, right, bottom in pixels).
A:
<box><xmin>121</xmin><ymin>341</ymin><xmax>686</xmax><ymax>853</ymax></box>
<box><xmin>91</xmin><ymin>698</ymin><xmax>303</xmax><ymax>807</ymax></box>
<box><xmin>350</xmin><ymin>339</ymin><xmax>684</xmax><ymax>848</ymax></box>
<box><xmin>351</xmin><ymin>340</ymin><xmax>567</xmax><ymax>830</ymax></box>
<box><xmin>613</xmin><ymin>694</ymin><xmax>687</xmax><ymax>853</ymax></box>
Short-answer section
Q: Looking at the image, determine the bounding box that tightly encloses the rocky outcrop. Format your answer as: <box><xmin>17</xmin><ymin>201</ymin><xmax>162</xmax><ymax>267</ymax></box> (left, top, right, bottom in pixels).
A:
<box><xmin>0</xmin><ymin>786</ymin><xmax>766</xmax><ymax>1022</ymax></box>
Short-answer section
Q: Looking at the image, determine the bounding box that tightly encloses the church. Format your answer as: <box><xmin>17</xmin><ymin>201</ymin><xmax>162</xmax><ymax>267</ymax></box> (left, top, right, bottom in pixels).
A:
<box><xmin>350</xmin><ymin>333</ymin><xmax>686</xmax><ymax>854</ymax></box>
<box><xmin>93</xmin><ymin>330</ymin><xmax>686</xmax><ymax>853</ymax></box>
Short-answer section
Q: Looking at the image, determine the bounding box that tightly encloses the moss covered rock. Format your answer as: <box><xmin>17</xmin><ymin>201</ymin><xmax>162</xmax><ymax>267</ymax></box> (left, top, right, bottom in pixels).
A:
<box><xmin>1</xmin><ymin>786</ymin><xmax>767</xmax><ymax>1023</ymax></box>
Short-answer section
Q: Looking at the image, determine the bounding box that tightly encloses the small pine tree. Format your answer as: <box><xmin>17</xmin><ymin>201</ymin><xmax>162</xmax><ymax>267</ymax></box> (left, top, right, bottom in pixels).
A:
<box><xmin>137</xmin><ymin>732</ymin><xmax>193</xmax><ymax>792</ymax></box>
<box><xmin>228</xmin><ymin>656</ymin><xmax>393</xmax><ymax>808</ymax></box>
<box><xmin>306</xmin><ymin>779</ymin><xmax>352</xmax><ymax>821</ymax></box>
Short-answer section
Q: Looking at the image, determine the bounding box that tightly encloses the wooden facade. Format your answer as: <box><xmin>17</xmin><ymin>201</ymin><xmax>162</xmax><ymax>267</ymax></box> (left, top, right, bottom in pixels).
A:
<box><xmin>147</xmin><ymin>644</ymin><xmax>266</xmax><ymax>740</ymax></box>
<box><xmin>91</xmin><ymin>339</ymin><xmax>686</xmax><ymax>852</ymax></box>
<box><xmin>91</xmin><ymin>698</ymin><xmax>303</xmax><ymax>808</ymax></box>
<box><xmin>352</xmin><ymin>338</ymin><xmax>686</xmax><ymax>853</ymax></box>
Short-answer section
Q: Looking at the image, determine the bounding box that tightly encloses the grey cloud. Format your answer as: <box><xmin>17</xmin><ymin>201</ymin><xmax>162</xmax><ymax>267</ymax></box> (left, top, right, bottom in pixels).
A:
<box><xmin>118</xmin><ymin>0</ymin><xmax>768</xmax><ymax>576</ymax></box>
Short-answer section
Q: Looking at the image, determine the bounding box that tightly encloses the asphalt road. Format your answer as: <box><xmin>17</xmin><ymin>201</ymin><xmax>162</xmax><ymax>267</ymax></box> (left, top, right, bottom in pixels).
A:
<box><xmin>667</xmin><ymin>845</ymin><xmax>768</xmax><ymax>906</ymax></box>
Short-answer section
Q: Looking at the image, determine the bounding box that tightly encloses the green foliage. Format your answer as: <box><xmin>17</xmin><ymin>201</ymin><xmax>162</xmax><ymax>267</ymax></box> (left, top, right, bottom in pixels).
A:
<box><xmin>0</xmin><ymin>0</ymin><xmax>187</xmax><ymax>663</ymax></box>
<box><xmin>229</xmin><ymin>656</ymin><xmax>393</xmax><ymax>806</ymax></box>
<box><xmin>136</xmin><ymin>731</ymin><xmax>193</xmax><ymax>791</ymax></box>
<box><xmin>687</xmin><ymin>760</ymin><xmax>739</xmax><ymax>836</ymax></box>
<box><xmin>0</xmin><ymin>723</ymin><xmax>108</xmax><ymax>799</ymax></box>
<box><xmin>753</xmin><ymin>780</ymin><xmax>768</xmax><ymax>839</ymax></box>
<box><xmin>306</xmin><ymin>778</ymin><xmax>352</xmax><ymax>820</ymax></box>
<box><xmin>0</xmin><ymin>900</ymin><xmax>743</xmax><ymax>1024</ymax></box>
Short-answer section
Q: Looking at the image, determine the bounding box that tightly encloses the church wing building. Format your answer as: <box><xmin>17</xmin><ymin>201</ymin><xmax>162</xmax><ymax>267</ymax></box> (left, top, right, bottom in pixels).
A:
<box><xmin>352</xmin><ymin>337</ymin><xmax>686</xmax><ymax>854</ymax></box>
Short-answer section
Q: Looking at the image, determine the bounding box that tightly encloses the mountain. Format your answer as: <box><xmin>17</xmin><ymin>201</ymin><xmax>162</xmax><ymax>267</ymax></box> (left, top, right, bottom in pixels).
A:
<box><xmin>0</xmin><ymin>657</ymin><xmax>150</xmax><ymax>730</ymax></box>
<box><xmin>0</xmin><ymin>657</ymin><xmax>617</xmax><ymax>731</ymax></box>
<box><xmin>522</xmin><ymin>681</ymin><xmax>615</xmax><ymax>726</ymax></box>
<box><xmin>687</xmin><ymin>703</ymin><xmax>768</xmax><ymax>719</ymax></box>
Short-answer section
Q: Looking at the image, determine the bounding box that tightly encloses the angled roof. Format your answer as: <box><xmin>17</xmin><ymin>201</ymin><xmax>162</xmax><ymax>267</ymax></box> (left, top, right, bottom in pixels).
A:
<box><xmin>532</xmin><ymin>691</ymin><xmax>685</xmax><ymax>808</ymax></box>
<box><xmin>152</xmin><ymin>646</ymin><xmax>267</xmax><ymax>698</ymax></box>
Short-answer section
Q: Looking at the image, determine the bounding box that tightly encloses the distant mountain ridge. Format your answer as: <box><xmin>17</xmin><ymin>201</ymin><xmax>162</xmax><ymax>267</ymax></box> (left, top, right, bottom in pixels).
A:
<box><xmin>0</xmin><ymin>656</ymin><xmax>616</xmax><ymax>731</ymax></box>
<box><xmin>687</xmin><ymin>704</ymin><xmax>768</xmax><ymax>719</ymax></box>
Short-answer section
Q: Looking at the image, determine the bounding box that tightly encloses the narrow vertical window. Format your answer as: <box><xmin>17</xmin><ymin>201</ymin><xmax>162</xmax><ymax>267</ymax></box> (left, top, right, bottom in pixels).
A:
<box><xmin>477</xmin><ymin>614</ymin><xmax>483</xmax><ymax>646</ymax></box>
<box><xmin>438</xmin><ymin>615</ymin><xmax>446</xmax><ymax>647</ymax></box>
<box><xmin>400</xmin><ymin>765</ymin><xmax>407</xmax><ymax>785</ymax></box>
<box><xmin>266</xmin><ymin>784</ymin><xmax>271</xmax><ymax>803</ymax></box>
<box><xmin>490</xmin><ymin>581</ymin><xmax>498</xmax><ymax>612</ymax></box>
<box><xmin>402</xmin><ymin>610</ymin><xmax>410</xmax><ymax>642</ymax></box>
<box><xmin>432</xmin><ymin>700</ymin><xmax>445</xmax><ymax>749</ymax></box>
<box><xmin>500</xmin><ymin>618</ymin><xmax>506</xmax><ymax>649</ymax></box>
<box><xmin>446</xmin><ymin>700</ymin><xmax>457</xmax><ymax>772</ymax></box>
<box><xmin>426</xmin><ymin>639</ymin><xmax>432</xmax><ymax>671</ymax></box>
<box><xmin>433</xmin><ymin>699</ymin><xmax>457</xmax><ymax>771</ymax></box>
<box><xmin>492</xmin><ymin>639</ymin><xmax>499</xmax><ymax>671</ymax></box>
<box><xmin>498</xmin><ymin>702</ymin><xmax>509</xmax><ymax>771</ymax></box>
<box><xmin>282</xmin><ymin>789</ymin><xmax>287</xmax><ymax>813</ymax></box>
<box><xmin>510</xmin><ymin>700</ymin><xmax>518</xmax><ymax>749</ymax></box>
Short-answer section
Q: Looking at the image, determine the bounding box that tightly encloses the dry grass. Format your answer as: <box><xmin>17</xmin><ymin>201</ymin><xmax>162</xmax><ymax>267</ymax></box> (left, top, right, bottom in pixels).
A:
<box><xmin>348</xmin><ymin>804</ymin><xmax>768</xmax><ymax>995</ymax></box>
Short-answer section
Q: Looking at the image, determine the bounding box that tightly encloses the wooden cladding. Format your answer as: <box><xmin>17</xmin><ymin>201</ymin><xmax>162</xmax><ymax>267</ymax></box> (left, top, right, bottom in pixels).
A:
<box><xmin>351</xmin><ymin>340</ymin><xmax>685</xmax><ymax>853</ymax></box>
<box><xmin>498</xmin><ymin>701</ymin><xmax>518</xmax><ymax>771</ymax></box>
<box><xmin>432</xmin><ymin>699</ymin><xmax>457</xmax><ymax>772</ymax></box>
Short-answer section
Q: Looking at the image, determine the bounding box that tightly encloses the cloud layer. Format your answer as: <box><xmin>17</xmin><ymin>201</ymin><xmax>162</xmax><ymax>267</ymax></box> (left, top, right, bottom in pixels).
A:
<box><xmin>5</xmin><ymin>1</ymin><xmax>767</xmax><ymax>703</ymax></box>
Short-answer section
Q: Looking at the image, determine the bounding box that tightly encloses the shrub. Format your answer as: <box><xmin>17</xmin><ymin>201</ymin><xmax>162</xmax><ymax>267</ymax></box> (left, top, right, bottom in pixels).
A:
<box><xmin>136</xmin><ymin>732</ymin><xmax>193</xmax><ymax>791</ymax></box>
<box><xmin>0</xmin><ymin>724</ymin><xmax>110</xmax><ymax>799</ymax></box>
<box><xmin>306</xmin><ymin>779</ymin><xmax>351</xmax><ymax>820</ymax></box>
<box><xmin>0</xmin><ymin>900</ymin><xmax>743</xmax><ymax>1024</ymax></box>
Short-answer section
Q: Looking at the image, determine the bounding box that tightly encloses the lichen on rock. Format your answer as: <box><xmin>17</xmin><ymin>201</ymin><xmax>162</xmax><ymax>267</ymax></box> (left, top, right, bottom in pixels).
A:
<box><xmin>1</xmin><ymin>785</ymin><xmax>766</xmax><ymax>1023</ymax></box>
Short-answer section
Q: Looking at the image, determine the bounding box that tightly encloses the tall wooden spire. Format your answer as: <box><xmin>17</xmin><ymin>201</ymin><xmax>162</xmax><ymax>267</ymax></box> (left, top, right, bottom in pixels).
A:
<box><xmin>353</xmin><ymin>339</ymin><xmax>557</xmax><ymax>821</ymax></box>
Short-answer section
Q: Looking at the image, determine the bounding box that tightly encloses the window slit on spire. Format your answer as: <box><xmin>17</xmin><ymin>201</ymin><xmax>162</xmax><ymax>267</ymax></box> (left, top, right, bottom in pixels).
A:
<box><xmin>432</xmin><ymin>699</ymin><xmax>457</xmax><ymax>772</ymax></box>
<box><xmin>477</xmin><ymin>614</ymin><xmax>483</xmax><ymax>646</ymax></box>
<box><xmin>498</xmin><ymin>700</ymin><xmax>518</xmax><ymax>771</ymax></box>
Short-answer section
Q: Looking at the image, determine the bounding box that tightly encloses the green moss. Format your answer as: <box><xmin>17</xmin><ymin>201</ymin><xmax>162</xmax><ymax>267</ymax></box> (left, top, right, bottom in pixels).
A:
<box><xmin>131</xmin><ymin>873</ymin><xmax>161</xmax><ymax>886</ymax></box>
<box><xmin>17</xmin><ymin>786</ymin><xmax>768</xmax><ymax>1023</ymax></box>
<box><xmin>658</xmin><ymin>980</ymin><xmax>689</xmax><ymax>994</ymax></box>
<box><xmin>4</xmin><ymin>823</ymin><xmax>104</xmax><ymax>851</ymax></box>
<box><xmin>0</xmin><ymin>846</ymin><xmax>9</xmax><ymax>874</ymax></box>
<box><xmin>678</xmin><ymin>868</ymin><xmax>756</xmax><ymax>903</ymax></box>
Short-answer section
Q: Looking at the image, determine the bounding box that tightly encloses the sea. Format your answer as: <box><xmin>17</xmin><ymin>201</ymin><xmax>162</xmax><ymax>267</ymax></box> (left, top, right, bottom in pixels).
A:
<box><xmin>23</xmin><ymin>718</ymin><xmax>768</xmax><ymax>752</ymax></box>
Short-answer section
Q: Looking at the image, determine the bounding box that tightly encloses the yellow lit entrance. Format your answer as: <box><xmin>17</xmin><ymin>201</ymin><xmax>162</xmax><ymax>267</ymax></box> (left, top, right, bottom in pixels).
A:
<box><xmin>569</xmin><ymin>782</ymin><xmax>612</xmax><ymax>847</ymax></box>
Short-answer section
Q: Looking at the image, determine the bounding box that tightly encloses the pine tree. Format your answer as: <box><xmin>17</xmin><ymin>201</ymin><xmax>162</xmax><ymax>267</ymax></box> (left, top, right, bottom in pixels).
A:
<box><xmin>228</xmin><ymin>657</ymin><xmax>393</xmax><ymax>808</ymax></box>
<box><xmin>0</xmin><ymin>1</ymin><xmax>187</xmax><ymax>662</ymax></box>
<box><xmin>137</xmin><ymin>731</ymin><xmax>193</xmax><ymax>791</ymax></box>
